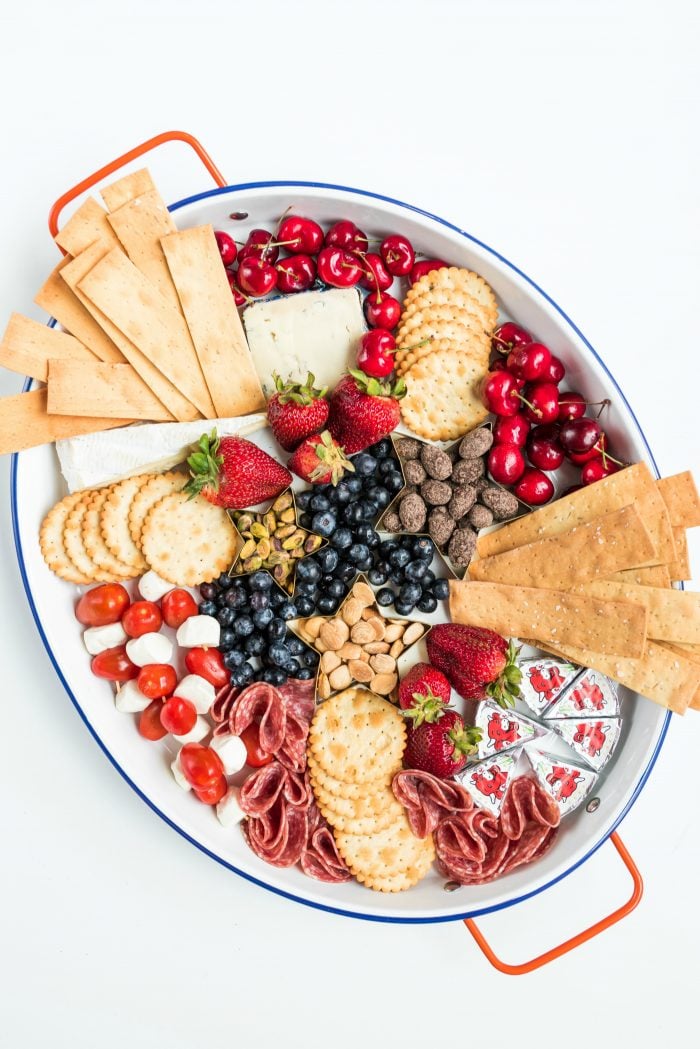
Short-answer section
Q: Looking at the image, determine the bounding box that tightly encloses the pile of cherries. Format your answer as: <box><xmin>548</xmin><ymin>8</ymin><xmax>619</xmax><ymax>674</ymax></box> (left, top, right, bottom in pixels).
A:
<box><xmin>481</xmin><ymin>322</ymin><xmax>622</xmax><ymax>504</ymax></box>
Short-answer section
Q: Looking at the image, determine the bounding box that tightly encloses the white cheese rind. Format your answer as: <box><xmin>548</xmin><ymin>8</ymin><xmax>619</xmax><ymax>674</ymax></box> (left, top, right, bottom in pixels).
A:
<box><xmin>243</xmin><ymin>288</ymin><xmax>367</xmax><ymax>396</ymax></box>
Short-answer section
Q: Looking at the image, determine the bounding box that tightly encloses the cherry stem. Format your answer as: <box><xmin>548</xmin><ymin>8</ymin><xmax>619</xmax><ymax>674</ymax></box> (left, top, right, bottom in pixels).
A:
<box><xmin>595</xmin><ymin>398</ymin><xmax>611</xmax><ymax>419</ymax></box>
<box><xmin>491</xmin><ymin>333</ymin><xmax>512</xmax><ymax>354</ymax></box>
<box><xmin>597</xmin><ymin>443</ymin><xmax>625</xmax><ymax>467</ymax></box>
<box><xmin>399</xmin><ymin>338</ymin><xmax>431</xmax><ymax>352</ymax></box>
<box><xmin>515</xmin><ymin>391</ymin><xmax>542</xmax><ymax>418</ymax></box>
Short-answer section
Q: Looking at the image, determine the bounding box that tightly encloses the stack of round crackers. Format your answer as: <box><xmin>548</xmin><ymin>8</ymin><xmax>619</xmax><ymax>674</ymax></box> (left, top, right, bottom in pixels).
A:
<box><xmin>39</xmin><ymin>471</ymin><xmax>237</xmax><ymax>587</ymax></box>
<box><xmin>397</xmin><ymin>267</ymin><xmax>498</xmax><ymax>442</ymax></box>
<box><xmin>307</xmin><ymin>687</ymin><xmax>435</xmax><ymax>892</ymax></box>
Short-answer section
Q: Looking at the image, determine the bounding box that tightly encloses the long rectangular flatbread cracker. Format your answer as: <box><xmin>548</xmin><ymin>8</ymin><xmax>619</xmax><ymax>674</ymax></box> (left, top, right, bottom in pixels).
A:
<box><xmin>47</xmin><ymin>360</ymin><xmax>173</xmax><ymax>421</ymax></box>
<box><xmin>107</xmin><ymin>190</ymin><xmax>181</xmax><ymax>310</ymax></box>
<box><xmin>0</xmin><ymin>313</ymin><xmax>96</xmax><ymax>382</ymax></box>
<box><xmin>580</xmin><ymin>580</ymin><xmax>700</xmax><ymax>645</ymax></box>
<box><xmin>526</xmin><ymin>637</ymin><xmax>700</xmax><ymax>716</ymax></box>
<box><xmin>54</xmin><ymin>197</ymin><xmax>121</xmax><ymax>257</ymax></box>
<box><xmin>657</xmin><ymin>472</ymin><xmax>700</xmax><ymax>528</ymax></box>
<box><xmin>77</xmin><ymin>248</ymin><xmax>216</xmax><ymax>419</ymax></box>
<box><xmin>468</xmin><ymin>505</ymin><xmax>655</xmax><ymax>588</ymax></box>
<box><xmin>161</xmin><ymin>226</ymin><xmax>266</xmax><ymax>418</ymax></box>
<box><xmin>61</xmin><ymin>243</ymin><xmax>199</xmax><ymax>423</ymax></box>
<box><xmin>101</xmin><ymin>168</ymin><xmax>156</xmax><ymax>212</ymax></box>
<box><xmin>608</xmin><ymin>565</ymin><xmax>671</xmax><ymax>588</ymax></box>
<box><xmin>660</xmin><ymin>641</ymin><xmax>700</xmax><ymax>666</ymax></box>
<box><xmin>477</xmin><ymin>462</ymin><xmax>675</xmax><ymax>567</ymax></box>
<box><xmin>449</xmin><ymin>580</ymin><xmax>648</xmax><ymax>657</ymax></box>
<box><xmin>35</xmin><ymin>258</ymin><xmax>125</xmax><ymax>364</ymax></box>
<box><xmin>0</xmin><ymin>388</ymin><xmax>130</xmax><ymax>455</ymax></box>
<box><xmin>669</xmin><ymin>527</ymin><xmax>691</xmax><ymax>581</ymax></box>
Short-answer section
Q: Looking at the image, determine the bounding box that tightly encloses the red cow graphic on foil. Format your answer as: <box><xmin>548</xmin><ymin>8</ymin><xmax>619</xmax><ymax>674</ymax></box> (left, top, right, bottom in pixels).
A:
<box><xmin>527</xmin><ymin>665</ymin><xmax>565</xmax><ymax>703</ymax></box>
<box><xmin>487</xmin><ymin>712</ymin><xmax>522</xmax><ymax>752</ymax></box>
<box><xmin>471</xmin><ymin>765</ymin><xmax>509</xmax><ymax>800</ymax></box>
<box><xmin>569</xmin><ymin>676</ymin><xmax>605</xmax><ymax>712</ymax></box>
<box><xmin>546</xmin><ymin>765</ymin><xmax>583</xmax><ymax>802</ymax></box>
<box><xmin>573</xmin><ymin>721</ymin><xmax>609</xmax><ymax>758</ymax></box>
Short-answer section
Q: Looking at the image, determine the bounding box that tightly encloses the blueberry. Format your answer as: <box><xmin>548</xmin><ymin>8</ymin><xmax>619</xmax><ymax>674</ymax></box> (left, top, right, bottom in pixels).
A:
<box><xmin>216</xmin><ymin>607</ymin><xmax>236</xmax><ymax>627</ymax></box>
<box><xmin>287</xmin><ymin>637</ymin><xmax>305</xmax><ymax>655</ymax></box>
<box><xmin>417</xmin><ymin>592</ymin><xmax>438</xmax><ymax>613</ymax></box>
<box><xmin>412</xmin><ymin>537</ymin><xmax>435</xmax><ymax>562</ymax></box>
<box><xmin>277</xmin><ymin>601</ymin><xmax>298</xmax><ymax>621</ymax></box>
<box><xmin>264</xmin><ymin>668</ymin><xmax>287</xmax><ymax>686</ymax></box>
<box><xmin>371</xmin><ymin>439</ymin><xmax>392</xmax><ymax>458</ymax></box>
<box><xmin>316</xmin><ymin>547</ymin><xmax>339</xmax><ymax>573</ymax></box>
<box><xmin>399</xmin><ymin>582</ymin><xmax>423</xmax><ymax>605</ymax></box>
<box><xmin>225</xmin><ymin>586</ymin><xmax>249</xmax><ymax>609</ymax></box>
<box><xmin>394</xmin><ymin>599</ymin><xmax>415</xmax><ymax>616</ymax></box>
<box><xmin>332</xmin><ymin>481</ymin><xmax>352</xmax><ymax>505</ymax></box>
<box><xmin>241</xmin><ymin>661</ymin><xmax>256</xmax><ymax>683</ymax></box>
<box><xmin>354</xmin><ymin>524</ymin><xmax>380</xmax><ymax>547</ymax></box>
<box><xmin>311</xmin><ymin>511</ymin><xmax>337</xmax><ymax>538</ymax></box>
<box><xmin>309</xmin><ymin>493</ymin><xmax>331</xmax><ymax>512</ymax></box>
<box><xmin>252</xmin><ymin>606</ymin><xmax>274</xmax><ymax>629</ymax></box>
<box><xmin>432</xmin><ymin>578</ymin><xmax>451</xmax><ymax>600</ymax></box>
<box><xmin>368</xmin><ymin>567</ymin><xmax>388</xmax><ymax>587</ymax></box>
<box><xmin>358</xmin><ymin>499</ymin><xmax>378</xmax><ymax>521</ymax></box>
<box><xmin>422</xmin><ymin>568</ymin><xmax>436</xmax><ymax>587</ymax></box>
<box><xmin>352</xmin><ymin>453</ymin><xmax>377</xmax><ymax>476</ymax></box>
<box><xmin>365</xmin><ymin>485</ymin><xmax>391</xmax><ymax>509</ymax></box>
<box><xmin>326</xmin><ymin>579</ymin><xmax>346</xmax><ymax>600</ymax></box>
<box><xmin>230</xmin><ymin>668</ymin><xmax>247</xmax><ymax>688</ymax></box>
<box><xmin>223</xmin><ymin>647</ymin><xmax>246</xmax><ymax>669</ymax></box>
<box><xmin>269</xmin><ymin>642</ymin><xmax>291</xmax><ymax>666</ymax></box>
<box><xmin>345</xmin><ymin>476</ymin><xmax>363</xmax><ymax>495</ymax></box>
<box><xmin>233</xmin><ymin>615</ymin><xmax>254</xmax><ymax>637</ymax></box>
<box><xmin>249</xmin><ymin>571</ymin><xmax>273</xmax><ymax>591</ymax></box>
<box><xmin>199</xmin><ymin>582</ymin><xmax>218</xmax><ymax>601</ymax></box>
<box><xmin>216</xmin><ymin>573</ymin><xmax>233</xmax><ymax>590</ymax></box>
<box><xmin>267</xmin><ymin>618</ymin><xmax>286</xmax><ymax>640</ymax></box>
<box><xmin>297</xmin><ymin>667</ymin><xmax>315</xmax><ymax>680</ymax></box>
<box><xmin>376</xmin><ymin>588</ymin><xmax>395</xmax><ymax>607</ymax></box>
<box><xmin>389</xmin><ymin>568</ymin><xmax>405</xmax><ymax>585</ymax></box>
<box><xmin>334</xmin><ymin>561</ymin><xmax>357</xmax><ymax>583</ymax></box>
<box><xmin>296</xmin><ymin>558</ymin><xmax>321</xmax><ymax>583</ymax></box>
<box><xmin>379</xmin><ymin>539</ymin><xmax>398</xmax><ymax>557</ymax></box>
<box><xmin>331</xmin><ymin>527</ymin><xmax>353</xmax><ymax>550</ymax></box>
<box><xmin>285</xmin><ymin>657</ymin><xmax>302</xmax><ymax>676</ymax></box>
<box><xmin>244</xmin><ymin>633</ymin><xmax>266</xmax><ymax>656</ymax></box>
<box><xmin>296</xmin><ymin>490</ymin><xmax>312</xmax><ymax>510</ymax></box>
<box><xmin>342</xmin><ymin>503</ymin><xmax>363</xmax><ymax>525</ymax></box>
<box><xmin>218</xmin><ymin>628</ymin><xmax>236</xmax><ymax>651</ymax></box>
<box><xmin>355</xmin><ymin>557</ymin><xmax>373</xmax><ymax>572</ymax></box>
<box><xmin>303</xmin><ymin>649</ymin><xmax>320</xmax><ymax>667</ymax></box>
<box><xmin>386</xmin><ymin>472</ymin><xmax>405</xmax><ymax>492</ymax></box>
<box><xmin>199</xmin><ymin>600</ymin><xmax>218</xmax><ymax>617</ymax></box>
<box><xmin>317</xmin><ymin>595</ymin><xmax>337</xmax><ymax>614</ymax></box>
<box><xmin>377</xmin><ymin>458</ymin><xmax>397</xmax><ymax>477</ymax></box>
<box><xmin>295</xmin><ymin>595</ymin><xmax>316</xmax><ymax>617</ymax></box>
<box><xmin>404</xmin><ymin>560</ymin><xmax>427</xmax><ymax>582</ymax></box>
<box><xmin>349</xmin><ymin>543</ymin><xmax>370</xmax><ymax>563</ymax></box>
<box><xmin>269</xmin><ymin>588</ymin><xmax>286</xmax><ymax>607</ymax></box>
<box><xmin>389</xmin><ymin>547</ymin><xmax>411</xmax><ymax>569</ymax></box>
<box><xmin>300</xmin><ymin>511</ymin><xmax>313</xmax><ymax>529</ymax></box>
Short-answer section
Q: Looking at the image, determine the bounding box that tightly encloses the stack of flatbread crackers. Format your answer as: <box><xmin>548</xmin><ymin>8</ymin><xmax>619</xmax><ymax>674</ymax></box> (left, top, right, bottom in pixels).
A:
<box><xmin>0</xmin><ymin>168</ymin><xmax>265</xmax><ymax>456</ymax></box>
<box><xmin>40</xmin><ymin>470</ymin><xmax>238</xmax><ymax>587</ymax></box>
<box><xmin>307</xmin><ymin>687</ymin><xmax>435</xmax><ymax>892</ymax></box>
<box><xmin>397</xmin><ymin>267</ymin><xmax>497</xmax><ymax>442</ymax></box>
<box><xmin>449</xmin><ymin>463</ymin><xmax>700</xmax><ymax>714</ymax></box>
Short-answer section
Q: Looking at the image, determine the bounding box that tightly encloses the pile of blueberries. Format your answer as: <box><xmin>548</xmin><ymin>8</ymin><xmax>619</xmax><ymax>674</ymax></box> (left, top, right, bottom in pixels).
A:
<box><xmin>198</xmin><ymin>572</ymin><xmax>319</xmax><ymax>689</ymax></box>
<box><xmin>295</xmin><ymin>438</ymin><xmax>449</xmax><ymax>617</ymax></box>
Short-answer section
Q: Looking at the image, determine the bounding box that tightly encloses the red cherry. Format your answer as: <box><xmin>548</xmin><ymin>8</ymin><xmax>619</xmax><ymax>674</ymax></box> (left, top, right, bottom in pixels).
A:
<box><xmin>481</xmin><ymin>371</ymin><xmax>521</xmax><ymax>417</ymax></box>
<box><xmin>488</xmin><ymin>443</ymin><xmax>526</xmax><ymax>484</ymax></box>
<box><xmin>567</xmin><ymin>432</ymin><xmax>609</xmax><ymax>464</ymax></box>
<box><xmin>581</xmin><ymin>458</ymin><xmax>620</xmax><ymax>484</ymax></box>
<box><xmin>277</xmin><ymin>215</ymin><xmax>324</xmax><ymax>255</ymax></box>
<box><xmin>237</xmin><ymin>257</ymin><xmax>278</xmax><ymax>297</ymax></box>
<box><xmin>513</xmin><ymin>468</ymin><xmax>555</xmax><ymax>505</ymax></box>
<box><xmin>558</xmin><ymin>391</ymin><xmax>587</xmax><ymax>420</ymax></box>
<box><xmin>363</xmin><ymin>291</ymin><xmax>401</xmax><ymax>330</ymax></box>
<box><xmin>275</xmin><ymin>253</ymin><xmax>316</xmax><ymax>293</ymax></box>
<box><xmin>520</xmin><ymin>382</ymin><xmax>560</xmax><ymax>424</ymax></box>
<box><xmin>226</xmin><ymin>269</ymin><xmax>249</xmax><ymax>307</ymax></box>
<box><xmin>408</xmin><ymin>259</ymin><xmax>448</xmax><ymax>286</ymax></box>
<box><xmin>506</xmin><ymin>342</ymin><xmax>552</xmax><ymax>382</ymax></box>
<box><xmin>324</xmin><ymin>221</ymin><xmax>368</xmax><ymax>253</ymax></box>
<box><xmin>545</xmin><ymin>354</ymin><xmax>566</xmax><ymax>384</ymax></box>
<box><xmin>359</xmin><ymin>253</ymin><xmax>393</xmax><ymax>292</ymax></box>
<box><xmin>239</xmin><ymin>228</ymin><xmax>279</xmax><ymax>264</ymax></box>
<box><xmin>380</xmin><ymin>234</ymin><xmax>415</xmax><ymax>277</ymax></box>
<box><xmin>316</xmin><ymin>247</ymin><xmax>363</xmax><ymax>288</ymax></box>
<box><xmin>492</xmin><ymin>322</ymin><xmax>532</xmax><ymax>355</ymax></box>
<box><xmin>493</xmin><ymin>413</ymin><xmax>530</xmax><ymax>447</ymax></box>
<box><xmin>490</xmin><ymin>357</ymin><xmax>509</xmax><ymax>372</ymax></box>
<box><xmin>527</xmin><ymin>432</ymin><xmax>565</xmax><ymax>471</ymax></box>
<box><xmin>559</xmin><ymin>417</ymin><xmax>602</xmax><ymax>454</ymax></box>
<box><xmin>356</xmin><ymin>329</ymin><xmax>396</xmax><ymax>378</ymax></box>
<box><xmin>214</xmin><ymin>231</ymin><xmax>237</xmax><ymax>266</ymax></box>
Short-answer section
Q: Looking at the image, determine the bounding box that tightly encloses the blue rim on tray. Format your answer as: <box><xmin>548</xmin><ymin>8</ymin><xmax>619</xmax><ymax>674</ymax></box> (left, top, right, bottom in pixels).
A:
<box><xmin>10</xmin><ymin>180</ymin><xmax>672</xmax><ymax>924</ymax></box>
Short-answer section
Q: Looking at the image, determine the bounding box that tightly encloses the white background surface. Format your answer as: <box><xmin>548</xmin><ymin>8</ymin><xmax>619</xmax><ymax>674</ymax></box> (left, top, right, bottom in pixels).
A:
<box><xmin>0</xmin><ymin>1</ymin><xmax>698</xmax><ymax>1046</ymax></box>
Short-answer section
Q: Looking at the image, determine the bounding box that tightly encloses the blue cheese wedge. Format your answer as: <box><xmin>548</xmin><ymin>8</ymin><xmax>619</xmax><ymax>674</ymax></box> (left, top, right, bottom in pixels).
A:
<box><xmin>242</xmin><ymin>287</ymin><xmax>367</xmax><ymax>395</ymax></box>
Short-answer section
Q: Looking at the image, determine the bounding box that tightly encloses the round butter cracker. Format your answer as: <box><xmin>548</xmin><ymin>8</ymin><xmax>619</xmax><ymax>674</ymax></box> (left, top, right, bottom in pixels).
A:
<box><xmin>140</xmin><ymin>491</ymin><xmax>238</xmax><ymax>587</ymax></box>
<box><xmin>400</xmin><ymin>348</ymin><xmax>490</xmax><ymax>442</ymax></box>
<box><xmin>39</xmin><ymin>492</ymin><xmax>93</xmax><ymax>584</ymax></box>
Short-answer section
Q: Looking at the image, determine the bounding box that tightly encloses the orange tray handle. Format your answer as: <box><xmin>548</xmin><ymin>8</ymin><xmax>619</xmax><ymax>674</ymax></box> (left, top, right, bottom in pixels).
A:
<box><xmin>464</xmin><ymin>831</ymin><xmax>643</xmax><ymax>975</ymax></box>
<box><xmin>48</xmin><ymin>130</ymin><xmax>227</xmax><ymax>243</ymax></box>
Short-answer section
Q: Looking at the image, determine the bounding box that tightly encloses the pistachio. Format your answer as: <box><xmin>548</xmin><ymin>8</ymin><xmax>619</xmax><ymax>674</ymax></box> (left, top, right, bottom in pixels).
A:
<box><xmin>275</xmin><ymin>524</ymin><xmax>296</xmax><ymax>539</ymax></box>
<box><xmin>239</xmin><ymin>538</ymin><xmax>257</xmax><ymax>559</ymax></box>
<box><xmin>263</xmin><ymin>511</ymin><xmax>277</xmax><ymax>533</ymax></box>
<box><xmin>242</xmin><ymin>555</ymin><xmax>263</xmax><ymax>572</ymax></box>
<box><xmin>256</xmin><ymin>538</ymin><xmax>271</xmax><ymax>559</ymax></box>
<box><xmin>250</xmin><ymin>522</ymin><xmax>268</xmax><ymax>539</ymax></box>
<box><xmin>273</xmin><ymin>492</ymin><xmax>294</xmax><ymax>512</ymax></box>
<box><xmin>279</xmin><ymin>507</ymin><xmax>296</xmax><ymax>524</ymax></box>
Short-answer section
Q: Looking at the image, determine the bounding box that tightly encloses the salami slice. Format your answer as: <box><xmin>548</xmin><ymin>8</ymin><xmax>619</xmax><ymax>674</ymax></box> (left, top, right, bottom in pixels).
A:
<box><xmin>211</xmin><ymin>684</ymin><xmax>238</xmax><ymax>734</ymax></box>
<box><xmin>232</xmin><ymin>682</ymin><xmax>286</xmax><ymax>756</ymax></box>
<box><xmin>243</xmin><ymin>798</ymin><xmax>309</xmax><ymax>868</ymax></box>
<box><xmin>500</xmin><ymin>775</ymin><xmax>560</xmax><ymax>840</ymax></box>
<box><xmin>301</xmin><ymin>809</ymin><xmax>352</xmax><ymax>884</ymax></box>
<box><xmin>240</xmin><ymin>762</ymin><xmax>311</xmax><ymax>816</ymax></box>
<box><xmin>277</xmin><ymin>679</ymin><xmax>315</xmax><ymax>772</ymax></box>
<box><xmin>392</xmin><ymin>770</ymin><xmax>474</xmax><ymax>839</ymax></box>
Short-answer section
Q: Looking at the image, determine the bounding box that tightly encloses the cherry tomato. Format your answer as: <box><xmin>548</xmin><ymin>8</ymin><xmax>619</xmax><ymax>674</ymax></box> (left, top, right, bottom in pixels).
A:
<box><xmin>240</xmin><ymin>723</ymin><xmax>273</xmax><ymax>768</ymax></box>
<box><xmin>179</xmin><ymin>743</ymin><xmax>224</xmax><ymax>788</ymax></box>
<box><xmin>122</xmin><ymin>600</ymin><xmax>162</xmax><ymax>638</ymax></box>
<box><xmin>160</xmin><ymin>696</ymin><xmax>198</xmax><ymax>736</ymax></box>
<box><xmin>185</xmin><ymin>647</ymin><xmax>228</xmax><ymax>688</ymax></box>
<box><xmin>194</xmin><ymin>775</ymin><xmax>227</xmax><ymax>805</ymax></box>
<box><xmin>75</xmin><ymin>583</ymin><xmax>130</xmax><ymax>626</ymax></box>
<box><xmin>139</xmin><ymin>699</ymin><xmax>168</xmax><ymax>740</ymax></box>
<box><xmin>137</xmin><ymin>663</ymin><xmax>177</xmax><ymax>700</ymax></box>
<box><xmin>161</xmin><ymin>589</ymin><xmax>198</xmax><ymax>629</ymax></box>
<box><xmin>91</xmin><ymin>645</ymin><xmax>139</xmax><ymax>682</ymax></box>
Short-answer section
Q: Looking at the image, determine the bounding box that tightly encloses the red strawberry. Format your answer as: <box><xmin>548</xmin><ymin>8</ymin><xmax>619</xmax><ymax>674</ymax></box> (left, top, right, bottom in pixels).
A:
<box><xmin>267</xmin><ymin>372</ymin><xmax>329</xmax><ymax>451</ymax></box>
<box><xmin>427</xmin><ymin>624</ymin><xmax>522</xmax><ymax>708</ymax></box>
<box><xmin>398</xmin><ymin>662</ymin><xmax>452</xmax><ymax>726</ymax></box>
<box><xmin>288</xmin><ymin>430</ymin><xmax>355</xmax><ymax>486</ymax></box>
<box><xmin>184</xmin><ymin>429</ymin><xmax>291</xmax><ymax>509</ymax></box>
<box><xmin>327</xmin><ymin>369</ymin><xmax>406</xmax><ymax>454</ymax></box>
<box><xmin>404</xmin><ymin>709</ymin><xmax>482</xmax><ymax>779</ymax></box>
